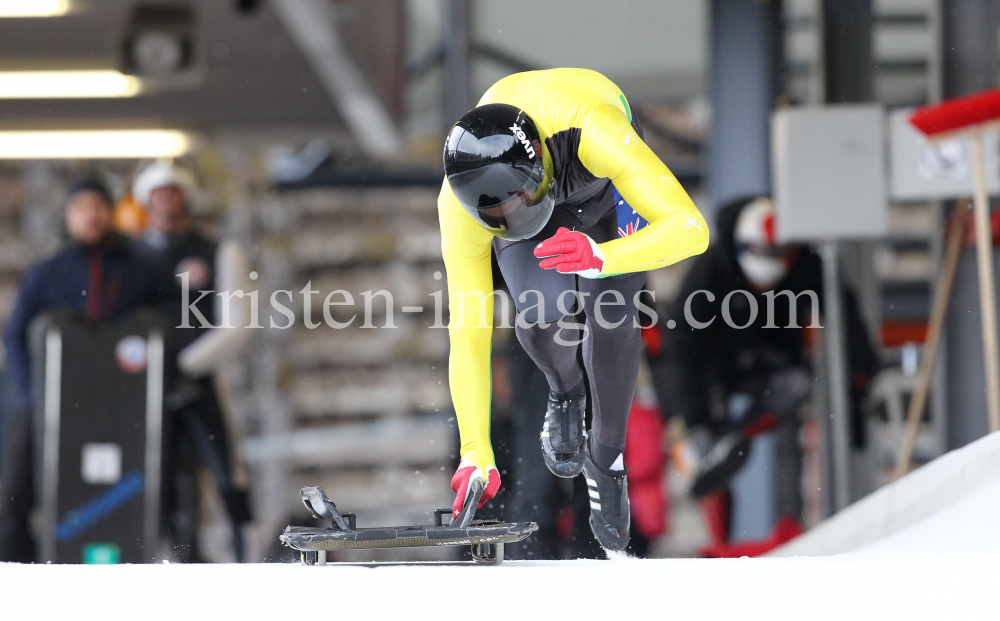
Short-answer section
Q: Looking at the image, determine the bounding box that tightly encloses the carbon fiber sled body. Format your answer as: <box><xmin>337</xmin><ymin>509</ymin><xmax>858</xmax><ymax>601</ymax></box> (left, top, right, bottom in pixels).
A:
<box><xmin>280</xmin><ymin>484</ymin><xmax>537</xmax><ymax>565</ymax></box>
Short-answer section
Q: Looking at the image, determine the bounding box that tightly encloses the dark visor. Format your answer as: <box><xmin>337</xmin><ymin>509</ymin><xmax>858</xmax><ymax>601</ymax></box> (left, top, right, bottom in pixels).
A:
<box><xmin>449</xmin><ymin>159</ymin><xmax>553</xmax><ymax>240</ymax></box>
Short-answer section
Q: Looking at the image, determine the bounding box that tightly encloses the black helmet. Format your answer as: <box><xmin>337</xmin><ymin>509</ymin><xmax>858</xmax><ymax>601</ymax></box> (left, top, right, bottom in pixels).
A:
<box><xmin>444</xmin><ymin>103</ymin><xmax>553</xmax><ymax>240</ymax></box>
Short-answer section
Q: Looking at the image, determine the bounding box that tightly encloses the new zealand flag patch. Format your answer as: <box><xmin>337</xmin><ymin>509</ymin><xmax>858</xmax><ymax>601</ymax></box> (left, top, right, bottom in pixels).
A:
<box><xmin>614</xmin><ymin>188</ymin><xmax>649</xmax><ymax>237</ymax></box>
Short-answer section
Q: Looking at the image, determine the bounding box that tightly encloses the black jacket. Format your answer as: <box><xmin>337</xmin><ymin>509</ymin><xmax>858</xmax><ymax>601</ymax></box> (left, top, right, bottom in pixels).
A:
<box><xmin>2</xmin><ymin>235</ymin><xmax>171</xmax><ymax>404</ymax></box>
<box><xmin>134</xmin><ymin>228</ymin><xmax>218</xmax><ymax>340</ymax></box>
<box><xmin>657</xmin><ymin>198</ymin><xmax>879</xmax><ymax>444</ymax></box>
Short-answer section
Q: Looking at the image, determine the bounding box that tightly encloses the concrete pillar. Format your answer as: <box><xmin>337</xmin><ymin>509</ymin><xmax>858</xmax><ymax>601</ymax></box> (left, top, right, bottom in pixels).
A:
<box><xmin>941</xmin><ymin>0</ymin><xmax>999</xmax><ymax>450</ymax></box>
<box><xmin>706</xmin><ymin>0</ymin><xmax>782</xmax><ymax>216</ymax></box>
<box><xmin>708</xmin><ymin>0</ymin><xmax>783</xmax><ymax>542</ymax></box>
<box><xmin>442</xmin><ymin>0</ymin><xmax>471</xmax><ymax>130</ymax></box>
<box><xmin>822</xmin><ymin>0</ymin><xmax>873</xmax><ymax>104</ymax></box>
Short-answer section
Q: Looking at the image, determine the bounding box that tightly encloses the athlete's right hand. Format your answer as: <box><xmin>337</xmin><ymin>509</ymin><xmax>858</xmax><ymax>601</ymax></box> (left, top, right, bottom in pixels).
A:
<box><xmin>451</xmin><ymin>458</ymin><xmax>501</xmax><ymax>518</ymax></box>
<box><xmin>534</xmin><ymin>227</ymin><xmax>605</xmax><ymax>278</ymax></box>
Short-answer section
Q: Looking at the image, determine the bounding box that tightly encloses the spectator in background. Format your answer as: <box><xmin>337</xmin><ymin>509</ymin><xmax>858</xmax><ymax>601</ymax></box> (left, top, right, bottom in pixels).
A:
<box><xmin>652</xmin><ymin>196</ymin><xmax>878</xmax><ymax>555</ymax></box>
<box><xmin>132</xmin><ymin>163</ymin><xmax>254</xmax><ymax>562</ymax></box>
<box><xmin>0</xmin><ymin>178</ymin><xmax>170</xmax><ymax>562</ymax></box>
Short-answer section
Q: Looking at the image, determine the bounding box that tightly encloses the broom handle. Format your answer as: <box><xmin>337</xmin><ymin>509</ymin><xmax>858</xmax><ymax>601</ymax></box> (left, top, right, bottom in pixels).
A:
<box><xmin>971</xmin><ymin>133</ymin><xmax>1000</xmax><ymax>434</ymax></box>
<box><xmin>894</xmin><ymin>202</ymin><xmax>968</xmax><ymax>480</ymax></box>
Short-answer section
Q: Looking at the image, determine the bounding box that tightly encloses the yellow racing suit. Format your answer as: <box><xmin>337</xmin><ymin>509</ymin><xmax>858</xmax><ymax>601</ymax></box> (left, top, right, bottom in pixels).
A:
<box><xmin>438</xmin><ymin>68</ymin><xmax>709</xmax><ymax>476</ymax></box>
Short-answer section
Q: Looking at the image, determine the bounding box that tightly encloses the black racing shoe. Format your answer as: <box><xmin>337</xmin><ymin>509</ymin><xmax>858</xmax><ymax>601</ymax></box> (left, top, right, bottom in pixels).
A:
<box><xmin>583</xmin><ymin>444</ymin><xmax>630</xmax><ymax>551</ymax></box>
<box><xmin>690</xmin><ymin>431</ymin><xmax>752</xmax><ymax>498</ymax></box>
<box><xmin>540</xmin><ymin>391</ymin><xmax>587</xmax><ymax>478</ymax></box>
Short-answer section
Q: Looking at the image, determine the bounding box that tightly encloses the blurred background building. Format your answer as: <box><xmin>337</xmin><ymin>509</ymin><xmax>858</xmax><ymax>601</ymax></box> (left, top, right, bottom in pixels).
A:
<box><xmin>0</xmin><ymin>0</ymin><xmax>995</xmax><ymax>562</ymax></box>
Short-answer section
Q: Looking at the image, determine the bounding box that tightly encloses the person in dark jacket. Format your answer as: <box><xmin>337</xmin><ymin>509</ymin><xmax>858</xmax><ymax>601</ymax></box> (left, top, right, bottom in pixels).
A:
<box><xmin>131</xmin><ymin>163</ymin><xmax>253</xmax><ymax>562</ymax></box>
<box><xmin>0</xmin><ymin>178</ymin><xmax>171</xmax><ymax>562</ymax></box>
<box><xmin>653</xmin><ymin>196</ymin><xmax>878</xmax><ymax>523</ymax></box>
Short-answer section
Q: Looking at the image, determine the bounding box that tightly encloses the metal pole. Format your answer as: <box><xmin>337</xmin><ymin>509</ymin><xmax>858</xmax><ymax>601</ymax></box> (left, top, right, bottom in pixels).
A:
<box><xmin>40</xmin><ymin>328</ymin><xmax>62</xmax><ymax>563</ymax></box>
<box><xmin>820</xmin><ymin>241</ymin><xmax>852</xmax><ymax>511</ymax></box>
<box><xmin>820</xmin><ymin>0</ymin><xmax>872</xmax><ymax>513</ymax></box>
<box><xmin>144</xmin><ymin>331</ymin><xmax>164</xmax><ymax>561</ymax></box>
<box><xmin>443</xmin><ymin>0</ymin><xmax>471</xmax><ymax>130</ymax></box>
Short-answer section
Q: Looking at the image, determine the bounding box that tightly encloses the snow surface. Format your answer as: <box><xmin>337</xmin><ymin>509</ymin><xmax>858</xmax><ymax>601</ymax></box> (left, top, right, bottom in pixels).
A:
<box><xmin>2</xmin><ymin>544</ymin><xmax>997</xmax><ymax>620</ymax></box>
<box><xmin>6</xmin><ymin>463</ymin><xmax>1000</xmax><ymax>619</ymax></box>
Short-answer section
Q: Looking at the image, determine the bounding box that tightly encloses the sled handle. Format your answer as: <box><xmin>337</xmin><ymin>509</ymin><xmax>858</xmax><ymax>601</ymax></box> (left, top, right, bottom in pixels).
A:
<box><xmin>449</xmin><ymin>477</ymin><xmax>484</xmax><ymax>529</ymax></box>
<box><xmin>300</xmin><ymin>486</ymin><xmax>351</xmax><ymax>531</ymax></box>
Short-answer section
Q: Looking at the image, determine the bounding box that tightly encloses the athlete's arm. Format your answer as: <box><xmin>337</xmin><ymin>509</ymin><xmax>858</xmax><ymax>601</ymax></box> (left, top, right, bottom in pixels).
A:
<box><xmin>437</xmin><ymin>181</ymin><xmax>497</xmax><ymax>475</ymax></box>
<box><xmin>579</xmin><ymin>104</ymin><xmax>709</xmax><ymax>274</ymax></box>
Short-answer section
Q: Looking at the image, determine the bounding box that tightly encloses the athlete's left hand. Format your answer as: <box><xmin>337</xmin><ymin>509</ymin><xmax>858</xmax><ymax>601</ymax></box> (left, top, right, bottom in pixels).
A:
<box><xmin>534</xmin><ymin>227</ymin><xmax>605</xmax><ymax>278</ymax></box>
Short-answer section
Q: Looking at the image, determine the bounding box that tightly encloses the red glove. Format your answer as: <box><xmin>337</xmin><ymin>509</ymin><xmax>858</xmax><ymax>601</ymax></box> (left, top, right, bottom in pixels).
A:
<box><xmin>533</xmin><ymin>227</ymin><xmax>605</xmax><ymax>278</ymax></box>
<box><xmin>451</xmin><ymin>458</ymin><xmax>501</xmax><ymax>518</ymax></box>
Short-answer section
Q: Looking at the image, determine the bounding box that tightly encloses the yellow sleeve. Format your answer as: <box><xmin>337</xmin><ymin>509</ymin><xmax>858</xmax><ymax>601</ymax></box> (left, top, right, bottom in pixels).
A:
<box><xmin>578</xmin><ymin>104</ymin><xmax>709</xmax><ymax>274</ymax></box>
<box><xmin>437</xmin><ymin>180</ymin><xmax>497</xmax><ymax>472</ymax></box>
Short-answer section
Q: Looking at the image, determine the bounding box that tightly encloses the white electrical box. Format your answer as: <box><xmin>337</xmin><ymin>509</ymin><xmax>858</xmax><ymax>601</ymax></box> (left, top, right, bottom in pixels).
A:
<box><xmin>771</xmin><ymin>104</ymin><xmax>888</xmax><ymax>242</ymax></box>
<box><xmin>888</xmin><ymin>108</ymin><xmax>1000</xmax><ymax>201</ymax></box>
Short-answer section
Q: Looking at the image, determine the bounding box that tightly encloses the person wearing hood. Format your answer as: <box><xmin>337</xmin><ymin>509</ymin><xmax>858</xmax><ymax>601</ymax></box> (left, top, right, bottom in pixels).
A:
<box><xmin>132</xmin><ymin>162</ymin><xmax>254</xmax><ymax>562</ymax></box>
<box><xmin>0</xmin><ymin>178</ymin><xmax>171</xmax><ymax>562</ymax></box>
<box><xmin>656</xmin><ymin>196</ymin><xmax>878</xmax><ymax>537</ymax></box>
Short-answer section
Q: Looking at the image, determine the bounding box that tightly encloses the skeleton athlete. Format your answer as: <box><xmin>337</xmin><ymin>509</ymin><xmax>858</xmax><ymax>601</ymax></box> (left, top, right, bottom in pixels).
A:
<box><xmin>439</xmin><ymin>68</ymin><xmax>708</xmax><ymax>549</ymax></box>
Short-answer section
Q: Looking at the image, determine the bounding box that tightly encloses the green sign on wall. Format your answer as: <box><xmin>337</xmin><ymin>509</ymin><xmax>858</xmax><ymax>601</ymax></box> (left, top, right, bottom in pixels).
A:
<box><xmin>82</xmin><ymin>543</ymin><xmax>121</xmax><ymax>564</ymax></box>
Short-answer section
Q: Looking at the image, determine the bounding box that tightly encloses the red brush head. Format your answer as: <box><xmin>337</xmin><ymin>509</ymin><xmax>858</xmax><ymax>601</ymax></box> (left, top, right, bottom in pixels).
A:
<box><xmin>910</xmin><ymin>88</ymin><xmax>1000</xmax><ymax>136</ymax></box>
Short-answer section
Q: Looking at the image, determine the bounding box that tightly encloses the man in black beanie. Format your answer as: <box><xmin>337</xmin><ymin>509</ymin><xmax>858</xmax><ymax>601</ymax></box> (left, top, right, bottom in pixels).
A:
<box><xmin>0</xmin><ymin>178</ymin><xmax>170</xmax><ymax>562</ymax></box>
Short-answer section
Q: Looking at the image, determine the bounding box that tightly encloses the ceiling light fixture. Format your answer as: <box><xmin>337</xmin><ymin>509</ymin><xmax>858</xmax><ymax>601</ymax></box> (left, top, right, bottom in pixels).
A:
<box><xmin>0</xmin><ymin>70</ymin><xmax>141</xmax><ymax>99</ymax></box>
<box><xmin>0</xmin><ymin>130</ymin><xmax>192</xmax><ymax>159</ymax></box>
<box><xmin>0</xmin><ymin>0</ymin><xmax>72</xmax><ymax>18</ymax></box>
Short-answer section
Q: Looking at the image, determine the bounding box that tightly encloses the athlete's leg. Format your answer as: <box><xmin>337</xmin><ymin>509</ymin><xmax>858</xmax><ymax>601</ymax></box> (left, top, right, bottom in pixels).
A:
<box><xmin>515</xmin><ymin>322</ymin><xmax>585</xmax><ymax>395</ymax></box>
<box><xmin>496</xmin><ymin>237</ymin><xmax>590</xmax><ymax>477</ymax></box>
<box><xmin>496</xmin><ymin>235</ymin><xmax>648</xmax><ymax>468</ymax></box>
<box><xmin>495</xmin><ymin>239</ymin><xmax>585</xmax><ymax>395</ymax></box>
<box><xmin>579</xmin><ymin>273</ymin><xmax>646</xmax><ymax>469</ymax></box>
<box><xmin>572</xmin><ymin>273</ymin><xmax>645</xmax><ymax>550</ymax></box>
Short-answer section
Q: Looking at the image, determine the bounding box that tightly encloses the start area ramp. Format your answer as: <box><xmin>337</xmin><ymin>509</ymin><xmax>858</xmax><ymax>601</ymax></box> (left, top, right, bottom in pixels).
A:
<box><xmin>773</xmin><ymin>429</ymin><xmax>1000</xmax><ymax>557</ymax></box>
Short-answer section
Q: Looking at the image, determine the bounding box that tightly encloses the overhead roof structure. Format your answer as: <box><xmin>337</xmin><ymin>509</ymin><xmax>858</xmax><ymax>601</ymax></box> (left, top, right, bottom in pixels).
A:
<box><xmin>0</xmin><ymin>1</ymin><xmax>367</xmax><ymax>131</ymax></box>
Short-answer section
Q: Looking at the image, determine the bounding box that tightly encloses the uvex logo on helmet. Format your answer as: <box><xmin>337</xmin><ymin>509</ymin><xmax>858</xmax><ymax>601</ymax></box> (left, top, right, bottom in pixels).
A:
<box><xmin>509</xmin><ymin>124</ymin><xmax>536</xmax><ymax>159</ymax></box>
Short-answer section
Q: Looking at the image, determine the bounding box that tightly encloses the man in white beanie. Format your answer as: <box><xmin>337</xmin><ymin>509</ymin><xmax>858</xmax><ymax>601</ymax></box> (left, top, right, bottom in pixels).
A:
<box><xmin>133</xmin><ymin>162</ymin><xmax>254</xmax><ymax>562</ymax></box>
